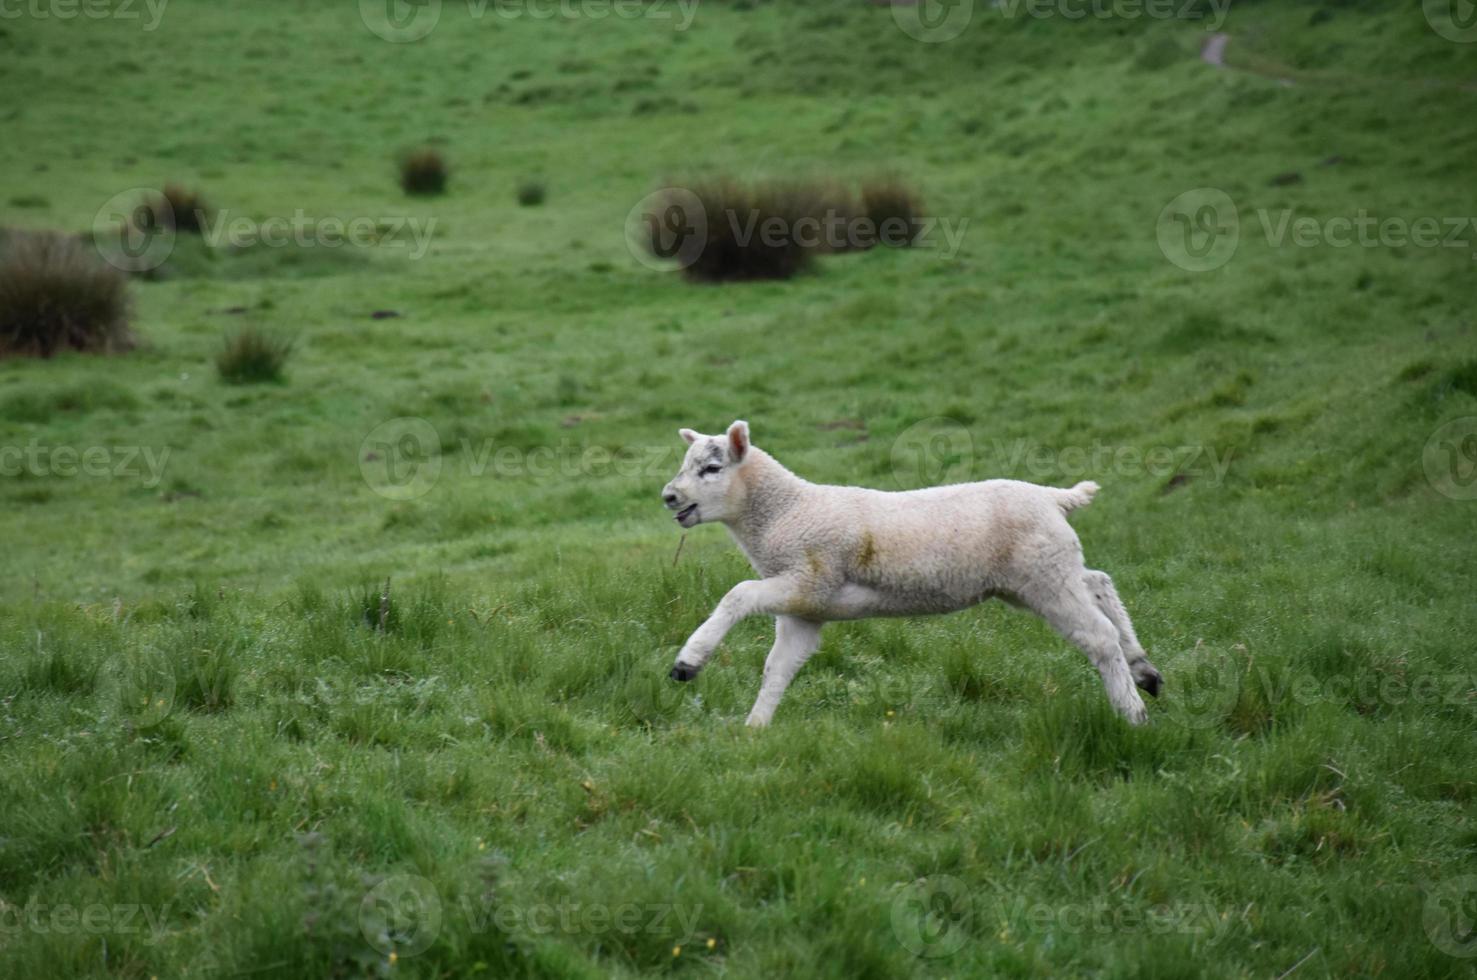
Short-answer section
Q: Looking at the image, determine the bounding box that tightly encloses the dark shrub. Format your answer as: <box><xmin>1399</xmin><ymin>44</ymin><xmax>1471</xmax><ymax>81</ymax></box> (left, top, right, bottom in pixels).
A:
<box><xmin>516</xmin><ymin>180</ymin><xmax>547</xmax><ymax>206</ymax></box>
<box><xmin>649</xmin><ymin>178</ymin><xmax>838</xmax><ymax>282</ymax></box>
<box><xmin>860</xmin><ymin>177</ymin><xmax>923</xmax><ymax>247</ymax></box>
<box><xmin>0</xmin><ymin>230</ymin><xmax>134</xmax><ymax>357</ymax></box>
<box><xmin>1449</xmin><ymin>358</ymin><xmax>1477</xmax><ymax>398</ymax></box>
<box><xmin>216</xmin><ymin>325</ymin><xmax>294</xmax><ymax>383</ymax></box>
<box><xmin>400</xmin><ymin>148</ymin><xmax>449</xmax><ymax>196</ymax></box>
<box><xmin>142</xmin><ymin>183</ymin><xmax>211</xmax><ymax>234</ymax></box>
<box><xmin>815</xmin><ymin>180</ymin><xmax>867</xmax><ymax>253</ymax></box>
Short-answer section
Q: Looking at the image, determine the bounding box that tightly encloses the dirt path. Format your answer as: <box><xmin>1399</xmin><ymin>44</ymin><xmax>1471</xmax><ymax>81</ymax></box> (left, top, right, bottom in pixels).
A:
<box><xmin>1201</xmin><ymin>32</ymin><xmax>1230</xmax><ymax>68</ymax></box>
<box><xmin>1201</xmin><ymin>32</ymin><xmax>1296</xmax><ymax>86</ymax></box>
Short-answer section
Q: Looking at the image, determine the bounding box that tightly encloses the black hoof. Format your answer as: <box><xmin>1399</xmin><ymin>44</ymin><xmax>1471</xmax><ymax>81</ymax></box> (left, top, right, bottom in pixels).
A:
<box><xmin>1137</xmin><ymin>671</ymin><xmax>1163</xmax><ymax>698</ymax></box>
<box><xmin>669</xmin><ymin>664</ymin><xmax>698</xmax><ymax>682</ymax></box>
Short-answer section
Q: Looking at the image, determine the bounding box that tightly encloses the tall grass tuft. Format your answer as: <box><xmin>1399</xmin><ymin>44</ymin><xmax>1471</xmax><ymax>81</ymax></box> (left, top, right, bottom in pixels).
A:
<box><xmin>216</xmin><ymin>325</ymin><xmax>294</xmax><ymax>383</ymax></box>
<box><xmin>351</xmin><ymin>578</ymin><xmax>399</xmax><ymax>633</ymax></box>
<box><xmin>0</xmin><ymin>231</ymin><xmax>135</xmax><ymax>357</ymax></box>
<box><xmin>142</xmin><ymin>183</ymin><xmax>211</xmax><ymax>234</ymax></box>
<box><xmin>399</xmin><ymin>148</ymin><xmax>449</xmax><ymax>196</ymax></box>
<box><xmin>173</xmin><ymin>641</ymin><xmax>239</xmax><ymax>713</ymax></box>
<box><xmin>650</xmin><ymin>178</ymin><xmax>837</xmax><ymax>282</ymax></box>
<box><xmin>860</xmin><ymin>177</ymin><xmax>923</xmax><ymax>247</ymax></box>
<box><xmin>516</xmin><ymin>179</ymin><xmax>547</xmax><ymax>206</ymax></box>
<box><xmin>22</xmin><ymin>646</ymin><xmax>101</xmax><ymax>697</ymax></box>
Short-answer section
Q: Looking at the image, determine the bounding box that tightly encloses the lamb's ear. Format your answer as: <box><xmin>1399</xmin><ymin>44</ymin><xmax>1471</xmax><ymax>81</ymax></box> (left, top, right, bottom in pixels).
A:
<box><xmin>727</xmin><ymin>420</ymin><xmax>750</xmax><ymax>460</ymax></box>
<box><xmin>678</xmin><ymin>428</ymin><xmax>699</xmax><ymax>445</ymax></box>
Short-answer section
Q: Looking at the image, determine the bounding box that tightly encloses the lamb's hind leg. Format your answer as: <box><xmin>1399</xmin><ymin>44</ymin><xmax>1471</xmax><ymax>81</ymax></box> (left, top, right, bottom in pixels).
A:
<box><xmin>1019</xmin><ymin>577</ymin><xmax>1148</xmax><ymax>725</ymax></box>
<box><xmin>1083</xmin><ymin>569</ymin><xmax>1163</xmax><ymax>697</ymax></box>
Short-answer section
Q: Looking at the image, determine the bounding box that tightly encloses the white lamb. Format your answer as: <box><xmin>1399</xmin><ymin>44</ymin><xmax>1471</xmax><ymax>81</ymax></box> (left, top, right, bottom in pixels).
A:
<box><xmin>660</xmin><ymin>421</ymin><xmax>1163</xmax><ymax>727</ymax></box>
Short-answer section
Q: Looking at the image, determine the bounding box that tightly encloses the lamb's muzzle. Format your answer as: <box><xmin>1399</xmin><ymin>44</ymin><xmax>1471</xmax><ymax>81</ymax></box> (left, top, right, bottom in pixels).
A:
<box><xmin>659</xmin><ymin>420</ymin><xmax>1163</xmax><ymax>728</ymax></box>
<box><xmin>661</xmin><ymin>476</ymin><xmax>702</xmax><ymax>526</ymax></box>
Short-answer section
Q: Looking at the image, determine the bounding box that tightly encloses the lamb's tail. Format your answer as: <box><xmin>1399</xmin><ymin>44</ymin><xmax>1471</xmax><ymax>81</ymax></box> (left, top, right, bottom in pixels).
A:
<box><xmin>1053</xmin><ymin>480</ymin><xmax>1099</xmax><ymax>513</ymax></box>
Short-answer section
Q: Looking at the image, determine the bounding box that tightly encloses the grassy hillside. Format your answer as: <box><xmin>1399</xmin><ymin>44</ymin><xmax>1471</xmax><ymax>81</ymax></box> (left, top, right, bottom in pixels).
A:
<box><xmin>1</xmin><ymin>1</ymin><xmax>1474</xmax><ymax>976</ymax></box>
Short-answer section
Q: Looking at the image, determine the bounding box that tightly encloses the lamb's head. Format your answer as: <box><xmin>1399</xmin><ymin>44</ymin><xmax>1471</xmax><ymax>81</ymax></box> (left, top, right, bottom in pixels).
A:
<box><xmin>661</xmin><ymin>420</ymin><xmax>751</xmax><ymax>528</ymax></box>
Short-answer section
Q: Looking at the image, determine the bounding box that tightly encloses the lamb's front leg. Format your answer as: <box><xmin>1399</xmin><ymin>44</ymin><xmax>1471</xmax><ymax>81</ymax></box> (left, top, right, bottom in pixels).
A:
<box><xmin>745</xmin><ymin>616</ymin><xmax>823</xmax><ymax>728</ymax></box>
<box><xmin>669</xmin><ymin>578</ymin><xmax>798</xmax><ymax>681</ymax></box>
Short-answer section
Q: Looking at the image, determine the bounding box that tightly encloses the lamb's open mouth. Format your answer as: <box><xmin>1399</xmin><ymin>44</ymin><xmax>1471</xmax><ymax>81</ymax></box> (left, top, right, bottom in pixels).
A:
<box><xmin>675</xmin><ymin>504</ymin><xmax>699</xmax><ymax>527</ymax></box>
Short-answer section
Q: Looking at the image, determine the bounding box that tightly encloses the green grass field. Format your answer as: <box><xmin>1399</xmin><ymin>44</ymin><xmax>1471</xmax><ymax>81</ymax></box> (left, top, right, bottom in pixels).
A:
<box><xmin>2</xmin><ymin>1</ymin><xmax>1476</xmax><ymax>976</ymax></box>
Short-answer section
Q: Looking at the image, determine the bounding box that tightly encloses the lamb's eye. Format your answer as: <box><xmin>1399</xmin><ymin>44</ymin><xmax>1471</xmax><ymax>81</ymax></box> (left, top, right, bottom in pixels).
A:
<box><xmin>701</xmin><ymin>464</ymin><xmax>722</xmax><ymax>476</ymax></box>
